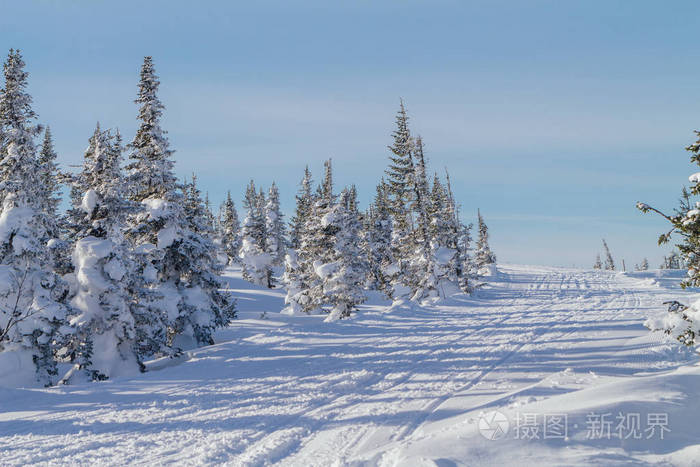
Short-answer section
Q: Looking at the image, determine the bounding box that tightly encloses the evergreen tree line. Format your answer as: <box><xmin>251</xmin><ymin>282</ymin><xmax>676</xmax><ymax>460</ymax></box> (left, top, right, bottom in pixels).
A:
<box><xmin>0</xmin><ymin>50</ymin><xmax>496</xmax><ymax>385</ymax></box>
<box><xmin>0</xmin><ymin>51</ymin><xmax>235</xmax><ymax>386</ymax></box>
<box><xmin>592</xmin><ymin>239</ymin><xmax>679</xmax><ymax>271</ymax></box>
<box><xmin>659</xmin><ymin>251</ymin><xmax>685</xmax><ymax>270</ymax></box>
<box><xmin>218</xmin><ymin>101</ymin><xmax>497</xmax><ymax>320</ymax></box>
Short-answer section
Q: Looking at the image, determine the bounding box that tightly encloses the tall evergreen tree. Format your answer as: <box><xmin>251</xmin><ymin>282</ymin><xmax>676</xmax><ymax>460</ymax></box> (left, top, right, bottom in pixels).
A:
<box><xmin>475</xmin><ymin>209</ymin><xmax>496</xmax><ymax>273</ymax></box>
<box><xmin>456</xmin><ymin>222</ymin><xmax>476</xmax><ymax>293</ymax></box>
<box><xmin>384</xmin><ymin>99</ymin><xmax>415</xmax><ymax>225</ymax></box>
<box><xmin>39</xmin><ymin>126</ymin><xmax>72</xmax><ymax>276</ymax></box>
<box><xmin>37</xmin><ymin>126</ymin><xmax>61</xmax><ymax>234</ymax></box>
<box><xmin>412</xmin><ymin>174</ymin><xmax>460</xmax><ymax>301</ymax></box>
<box><xmin>219</xmin><ymin>190</ymin><xmax>241</xmax><ymax>265</ymax></box>
<box><xmin>321</xmin><ymin>158</ymin><xmax>333</xmax><ymax>203</ymax></box>
<box><xmin>0</xmin><ymin>50</ymin><xmax>42</xmax><ymax>205</ymax></box>
<box><xmin>239</xmin><ymin>180</ymin><xmax>273</xmax><ymax>287</ymax></box>
<box><xmin>178</xmin><ymin>176</ymin><xmax>235</xmax><ymax>347</ymax></box>
<box><xmin>203</xmin><ymin>191</ymin><xmax>216</xmax><ymax>233</ymax></box>
<box><xmin>602</xmin><ymin>239</ymin><xmax>615</xmax><ymax>271</ymax></box>
<box><xmin>0</xmin><ymin>49</ymin><xmax>67</xmax><ymax>386</ymax></box>
<box><xmin>289</xmin><ymin>166</ymin><xmax>313</xmax><ymax>250</ymax></box>
<box><xmin>317</xmin><ymin>188</ymin><xmax>368</xmax><ymax>320</ymax></box>
<box><xmin>125</xmin><ymin>56</ymin><xmax>232</xmax><ymax>356</ymax></box>
<box><xmin>123</xmin><ymin>57</ymin><xmax>179</xmax><ymax>358</ymax></box>
<box><xmin>636</xmin><ymin>127</ymin><xmax>700</xmax><ymax>346</ymax></box>
<box><xmin>444</xmin><ymin>169</ymin><xmax>475</xmax><ymax>293</ymax></box>
<box><xmin>265</xmin><ymin>182</ymin><xmax>285</xmax><ymax>266</ymax></box>
<box><xmin>593</xmin><ymin>254</ymin><xmax>603</xmax><ymax>270</ymax></box>
<box><xmin>125</xmin><ymin>57</ymin><xmax>177</xmax><ymax>203</ymax></box>
<box><xmin>283</xmin><ymin>167</ymin><xmax>316</xmax><ymax>314</ymax></box>
<box><xmin>290</xmin><ymin>159</ymin><xmax>336</xmax><ymax>313</ymax></box>
<box><xmin>443</xmin><ymin>169</ymin><xmax>461</xmax><ymax>250</ymax></box>
<box><xmin>348</xmin><ymin>184</ymin><xmax>359</xmax><ymax>214</ymax></box>
<box><xmin>384</xmin><ymin>101</ymin><xmax>417</xmax><ymax>299</ymax></box>
<box><xmin>366</xmin><ymin>181</ymin><xmax>394</xmax><ymax>297</ymax></box>
<box><xmin>411</xmin><ymin>136</ymin><xmax>431</xmax><ymax>252</ymax></box>
<box><xmin>61</xmin><ymin>126</ymin><xmax>141</xmax><ymax>382</ymax></box>
<box><xmin>428</xmin><ymin>174</ymin><xmax>456</xmax><ymax>249</ymax></box>
<box><xmin>65</xmin><ymin>124</ymin><xmax>108</xmax><ymax>238</ymax></box>
<box><xmin>184</xmin><ymin>176</ymin><xmax>210</xmax><ymax>236</ymax></box>
<box><xmin>281</xmin><ymin>248</ymin><xmax>308</xmax><ymax>314</ymax></box>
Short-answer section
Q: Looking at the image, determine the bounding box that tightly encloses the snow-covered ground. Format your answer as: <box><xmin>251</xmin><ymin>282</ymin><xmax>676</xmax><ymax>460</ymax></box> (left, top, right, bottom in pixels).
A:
<box><xmin>1</xmin><ymin>265</ymin><xmax>699</xmax><ymax>466</ymax></box>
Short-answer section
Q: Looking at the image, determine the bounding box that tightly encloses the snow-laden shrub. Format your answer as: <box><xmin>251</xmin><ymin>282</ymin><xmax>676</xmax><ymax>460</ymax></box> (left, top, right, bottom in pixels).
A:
<box><xmin>63</xmin><ymin>236</ymin><xmax>140</xmax><ymax>382</ymax></box>
<box><xmin>645</xmin><ymin>300</ymin><xmax>700</xmax><ymax>349</ymax></box>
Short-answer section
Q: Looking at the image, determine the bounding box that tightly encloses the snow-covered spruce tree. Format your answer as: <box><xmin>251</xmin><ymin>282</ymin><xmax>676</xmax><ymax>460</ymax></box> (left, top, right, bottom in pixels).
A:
<box><xmin>37</xmin><ymin>126</ymin><xmax>61</xmax><ymax>235</ymax></box>
<box><xmin>457</xmin><ymin>222</ymin><xmax>476</xmax><ymax>293</ymax></box>
<box><xmin>289</xmin><ymin>165</ymin><xmax>313</xmax><ymax>250</ymax></box>
<box><xmin>405</xmin><ymin>137</ymin><xmax>444</xmax><ymax>301</ymax></box>
<box><xmin>38</xmin><ymin>126</ymin><xmax>72</xmax><ymax>275</ymax></box>
<box><xmin>412</xmin><ymin>174</ymin><xmax>461</xmax><ymax>301</ymax></box>
<box><xmin>348</xmin><ymin>185</ymin><xmax>359</xmax><ymax>213</ymax></box>
<box><xmin>316</xmin><ymin>188</ymin><xmax>368</xmax><ymax>320</ymax></box>
<box><xmin>475</xmin><ymin>209</ymin><xmax>496</xmax><ymax>274</ymax></box>
<box><xmin>179</xmin><ymin>176</ymin><xmax>235</xmax><ymax>347</ymax></box>
<box><xmin>435</xmin><ymin>175</ymin><xmax>460</xmax><ymax>273</ymax></box>
<box><xmin>124</xmin><ymin>57</ymin><xmax>181</xmax><ymax>357</ymax></box>
<box><xmin>635</xmin><ymin>127</ymin><xmax>700</xmax><ymax>347</ymax></box>
<box><xmin>203</xmin><ymin>192</ymin><xmax>216</xmax><ymax>232</ymax></box>
<box><xmin>602</xmin><ymin>239</ymin><xmax>615</xmax><ymax>271</ymax></box>
<box><xmin>635</xmin><ymin>258</ymin><xmax>649</xmax><ymax>271</ymax></box>
<box><xmin>265</xmin><ymin>182</ymin><xmax>286</xmax><ymax>266</ymax></box>
<box><xmin>291</xmin><ymin>159</ymin><xmax>336</xmax><ymax>313</ymax></box>
<box><xmin>0</xmin><ymin>49</ymin><xmax>67</xmax><ymax>386</ymax></box>
<box><xmin>282</xmin><ymin>167</ymin><xmax>316</xmax><ymax>314</ymax></box>
<box><xmin>366</xmin><ymin>180</ymin><xmax>394</xmax><ymax>297</ymax></box>
<box><xmin>61</xmin><ymin>126</ymin><xmax>142</xmax><ymax>382</ymax></box>
<box><xmin>411</xmin><ymin>136</ymin><xmax>432</xmax><ymax>252</ymax></box>
<box><xmin>673</xmin><ymin>251</ymin><xmax>682</xmax><ymax>268</ymax></box>
<box><xmin>384</xmin><ymin>100</ymin><xmax>417</xmax><ymax>299</ymax></box>
<box><xmin>184</xmin><ymin>176</ymin><xmax>212</xmax><ymax>237</ymax></box>
<box><xmin>660</xmin><ymin>251</ymin><xmax>683</xmax><ymax>269</ymax></box>
<box><xmin>281</xmin><ymin>249</ymin><xmax>307</xmax><ymax>315</ymax></box>
<box><xmin>65</xmin><ymin>124</ymin><xmax>105</xmax><ymax>240</ymax></box>
<box><xmin>219</xmin><ymin>190</ymin><xmax>241</xmax><ymax>265</ymax></box>
<box><xmin>239</xmin><ymin>180</ymin><xmax>273</xmax><ymax>287</ymax></box>
<box><xmin>593</xmin><ymin>254</ymin><xmax>602</xmax><ymax>270</ymax></box>
<box><xmin>125</xmin><ymin>56</ymin><xmax>232</xmax><ymax>356</ymax></box>
<box><xmin>445</xmin><ymin>169</ymin><xmax>475</xmax><ymax>294</ymax></box>
<box><xmin>321</xmin><ymin>158</ymin><xmax>333</xmax><ymax>203</ymax></box>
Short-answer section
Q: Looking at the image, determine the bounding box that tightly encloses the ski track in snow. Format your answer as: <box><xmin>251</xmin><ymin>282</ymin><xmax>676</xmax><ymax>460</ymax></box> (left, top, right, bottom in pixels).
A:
<box><xmin>0</xmin><ymin>265</ymin><xmax>697</xmax><ymax>466</ymax></box>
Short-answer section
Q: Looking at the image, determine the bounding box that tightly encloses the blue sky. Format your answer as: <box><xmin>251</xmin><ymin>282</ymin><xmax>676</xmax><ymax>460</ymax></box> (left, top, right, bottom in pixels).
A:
<box><xmin>2</xmin><ymin>0</ymin><xmax>699</xmax><ymax>267</ymax></box>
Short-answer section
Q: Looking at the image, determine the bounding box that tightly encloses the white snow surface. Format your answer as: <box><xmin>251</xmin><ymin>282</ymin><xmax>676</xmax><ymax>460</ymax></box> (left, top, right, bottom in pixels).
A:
<box><xmin>2</xmin><ymin>265</ymin><xmax>700</xmax><ymax>466</ymax></box>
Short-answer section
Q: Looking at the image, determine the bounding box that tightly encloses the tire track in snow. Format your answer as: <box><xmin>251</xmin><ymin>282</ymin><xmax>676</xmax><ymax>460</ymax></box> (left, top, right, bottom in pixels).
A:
<box><xmin>283</xmin><ymin>268</ymin><xmax>584</xmax><ymax>464</ymax></box>
<box><xmin>256</xmin><ymin>270</ymin><xmax>556</xmax><ymax>464</ymax></box>
<box><xmin>363</xmin><ymin>268</ymin><xmax>643</xmax><ymax>458</ymax></box>
<box><xmin>388</xmin><ymin>271</ymin><xmax>598</xmax><ymax>443</ymax></box>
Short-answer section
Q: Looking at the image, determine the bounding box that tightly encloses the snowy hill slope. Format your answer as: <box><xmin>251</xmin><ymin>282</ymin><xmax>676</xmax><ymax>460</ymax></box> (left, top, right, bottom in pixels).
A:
<box><xmin>1</xmin><ymin>265</ymin><xmax>699</xmax><ymax>466</ymax></box>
